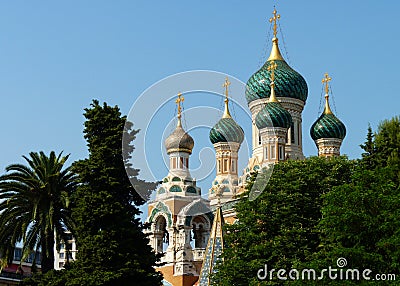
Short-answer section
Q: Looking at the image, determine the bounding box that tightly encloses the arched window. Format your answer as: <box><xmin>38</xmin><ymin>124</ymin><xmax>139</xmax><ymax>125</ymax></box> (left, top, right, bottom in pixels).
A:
<box><xmin>170</xmin><ymin>185</ymin><xmax>182</xmax><ymax>192</ymax></box>
<box><xmin>191</xmin><ymin>216</ymin><xmax>210</xmax><ymax>249</ymax></box>
<box><xmin>154</xmin><ymin>216</ymin><xmax>168</xmax><ymax>253</ymax></box>
<box><xmin>186</xmin><ymin>186</ymin><xmax>197</xmax><ymax>194</ymax></box>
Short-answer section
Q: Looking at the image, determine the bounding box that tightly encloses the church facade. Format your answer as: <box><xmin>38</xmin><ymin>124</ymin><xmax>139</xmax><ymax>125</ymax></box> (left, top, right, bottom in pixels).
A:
<box><xmin>145</xmin><ymin>8</ymin><xmax>346</xmax><ymax>286</ymax></box>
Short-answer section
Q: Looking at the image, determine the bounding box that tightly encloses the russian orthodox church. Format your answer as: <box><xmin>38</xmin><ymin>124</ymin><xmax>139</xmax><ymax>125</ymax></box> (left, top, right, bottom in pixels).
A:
<box><xmin>145</xmin><ymin>8</ymin><xmax>346</xmax><ymax>286</ymax></box>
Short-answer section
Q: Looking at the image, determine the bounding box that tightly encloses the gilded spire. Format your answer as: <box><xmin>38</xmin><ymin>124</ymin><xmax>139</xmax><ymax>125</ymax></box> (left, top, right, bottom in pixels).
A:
<box><xmin>267</xmin><ymin>7</ymin><xmax>284</xmax><ymax>61</ymax></box>
<box><xmin>267</xmin><ymin>61</ymin><xmax>279</xmax><ymax>102</ymax></box>
<box><xmin>222</xmin><ymin>77</ymin><xmax>232</xmax><ymax>118</ymax></box>
<box><xmin>321</xmin><ymin>73</ymin><xmax>333</xmax><ymax>114</ymax></box>
<box><xmin>198</xmin><ymin>205</ymin><xmax>225</xmax><ymax>285</ymax></box>
<box><xmin>175</xmin><ymin>92</ymin><xmax>184</xmax><ymax>127</ymax></box>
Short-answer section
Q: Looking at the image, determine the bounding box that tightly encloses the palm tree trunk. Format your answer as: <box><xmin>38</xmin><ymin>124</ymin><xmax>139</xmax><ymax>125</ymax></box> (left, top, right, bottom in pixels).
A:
<box><xmin>40</xmin><ymin>232</ymin><xmax>55</xmax><ymax>273</ymax></box>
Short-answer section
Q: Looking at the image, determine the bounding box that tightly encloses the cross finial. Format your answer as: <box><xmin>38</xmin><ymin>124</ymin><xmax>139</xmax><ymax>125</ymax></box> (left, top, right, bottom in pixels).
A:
<box><xmin>322</xmin><ymin>73</ymin><xmax>333</xmax><ymax>114</ymax></box>
<box><xmin>269</xmin><ymin>7</ymin><xmax>281</xmax><ymax>38</ymax></box>
<box><xmin>223</xmin><ymin>77</ymin><xmax>231</xmax><ymax>102</ymax></box>
<box><xmin>222</xmin><ymin>77</ymin><xmax>232</xmax><ymax>118</ymax></box>
<box><xmin>322</xmin><ymin>73</ymin><xmax>332</xmax><ymax>95</ymax></box>
<box><xmin>176</xmin><ymin>92</ymin><xmax>184</xmax><ymax>126</ymax></box>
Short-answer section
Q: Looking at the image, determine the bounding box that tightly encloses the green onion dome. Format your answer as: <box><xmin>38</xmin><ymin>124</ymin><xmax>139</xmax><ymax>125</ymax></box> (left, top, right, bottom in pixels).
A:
<box><xmin>165</xmin><ymin>122</ymin><xmax>194</xmax><ymax>154</ymax></box>
<box><xmin>310</xmin><ymin>96</ymin><xmax>346</xmax><ymax>140</ymax></box>
<box><xmin>209</xmin><ymin>117</ymin><xmax>244</xmax><ymax>144</ymax></box>
<box><xmin>209</xmin><ymin>85</ymin><xmax>245</xmax><ymax>145</ymax></box>
<box><xmin>310</xmin><ymin>112</ymin><xmax>346</xmax><ymax>141</ymax></box>
<box><xmin>245</xmin><ymin>38</ymin><xmax>308</xmax><ymax>104</ymax></box>
<box><xmin>255</xmin><ymin>101</ymin><xmax>292</xmax><ymax>129</ymax></box>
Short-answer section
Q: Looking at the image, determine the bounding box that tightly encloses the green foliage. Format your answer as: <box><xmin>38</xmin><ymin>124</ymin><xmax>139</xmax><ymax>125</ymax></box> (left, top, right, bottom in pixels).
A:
<box><xmin>307</xmin><ymin>117</ymin><xmax>400</xmax><ymax>285</ymax></box>
<box><xmin>374</xmin><ymin>116</ymin><xmax>400</xmax><ymax>172</ymax></box>
<box><xmin>361</xmin><ymin>117</ymin><xmax>400</xmax><ymax>174</ymax></box>
<box><xmin>213</xmin><ymin>156</ymin><xmax>354</xmax><ymax>286</ymax></box>
<box><xmin>214</xmin><ymin>116</ymin><xmax>400</xmax><ymax>285</ymax></box>
<box><xmin>28</xmin><ymin>100</ymin><xmax>162</xmax><ymax>285</ymax></box>
<box><xmin>0</xmin><ymin>151</ymin><xmax>77</xmax><ymax>273</ymax></box>
<box><xmin>360</xmin><ymin>124</ymin><xmax>375</xmax><ymax>169</ymax></box>
<box><xmin>307</xmin><ymin>166</ymin><xmax>400</xmax><ymax>285</ymax></box>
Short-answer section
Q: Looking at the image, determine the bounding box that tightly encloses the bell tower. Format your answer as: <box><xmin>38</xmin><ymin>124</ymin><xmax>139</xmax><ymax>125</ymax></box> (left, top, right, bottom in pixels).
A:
<box><xmin>310</xmin><ymin>73</ymin><xmax>346</xmax><ymax>157</ymax></box>
<box><xmin>209</xmin><ymin>78</ymin><xmax>244</xmax><ymax>207</ymax></box>
<box><xmin>245</xmin><ymin>8</ymin><xmax>308</xmax><ymax>162</ymax></box>
<box><xmin>146</xmin><ymin>93</ymin><xmax>212</xmax><ymax>286</ymax></box>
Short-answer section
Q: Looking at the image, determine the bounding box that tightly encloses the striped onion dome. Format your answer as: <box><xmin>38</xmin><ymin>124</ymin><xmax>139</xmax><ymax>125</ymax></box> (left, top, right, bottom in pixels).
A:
<box><xmin>209</xmin><ymin>90</ymin><xmax>244</xmax><ymax>144</ymax></box>
<box><xmin>310</xmin><ymin>96</ymin><xmax>346</xmax><ymax>140</ymax></box>
<box><xmin>255</xmin><ymin>101</ymin><xmax>292</xmax><ymax>129</ymax></box>
<box><xmin>210</xmin><ymin>117</ymin><xmax>244</xmax><ymax>144</ymax></box>
<box><xmin>245</xmin><ymin>38</ymin><xmax>308</xmax><ymax>104</ymax></box>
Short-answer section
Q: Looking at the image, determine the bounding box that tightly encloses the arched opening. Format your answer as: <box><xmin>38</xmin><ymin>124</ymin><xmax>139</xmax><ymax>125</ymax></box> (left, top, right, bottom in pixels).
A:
<box><xmin>190</xmin><ymin>216</ymin><xmax>210</xmax><ymax>249</ymax></box>
<box><xmin>154</xmin><ymin>216</ymin><xmax>169</xmax><ymax>253</ymax></box>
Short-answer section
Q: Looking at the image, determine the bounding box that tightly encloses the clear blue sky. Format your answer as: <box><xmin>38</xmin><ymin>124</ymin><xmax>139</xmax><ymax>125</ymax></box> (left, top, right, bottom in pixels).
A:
<box><xmin>1</xmin><ymin>1</ymin><xmax>399</xmax><ymax>208</ymax></box>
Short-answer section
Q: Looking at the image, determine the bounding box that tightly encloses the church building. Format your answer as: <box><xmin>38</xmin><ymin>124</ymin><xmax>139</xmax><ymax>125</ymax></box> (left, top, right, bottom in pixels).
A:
<box><xmin>145</xmin><ymin>8</ymin><xmax>346</xmax><ymax>286</ymax></box>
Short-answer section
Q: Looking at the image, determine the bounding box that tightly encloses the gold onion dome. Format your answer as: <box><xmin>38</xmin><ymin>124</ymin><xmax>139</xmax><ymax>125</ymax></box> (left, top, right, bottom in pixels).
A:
<box><xmin>209</xmin><ymin>78</ymin><xmax>245</xmax><ymax>144</ymax></box>
<box><xmin>245</xmin><ymin>8</ymin><xmax>308</xmax><ymax>104</ymax></box>
<box><xmin>310</xmin><ymin>74</ymin><xmax>346</xmax><ymax>140</ymax></box>
<box><xmin>165</xmin><ymin>93</ymin><xmax>195</xmax><ymax>154</ymax></box>
<box><xmin>255</xmin><ymin>61</ymin><xmax>293</xmax><ymax>129</ymax></box>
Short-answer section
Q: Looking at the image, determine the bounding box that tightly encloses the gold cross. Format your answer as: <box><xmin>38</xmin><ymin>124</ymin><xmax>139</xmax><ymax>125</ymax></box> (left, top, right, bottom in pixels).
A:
<box><xmin>176</xmin><ymin>92</ymin><xmax>184</xmax><ymax>119</ymax></box>
<box><xmin>267</xmin><ymin>60</ymin><xmax>278</xmax><ymax>82</ymax></box>
<box><xmin>223</xmin><ymin>77</ymin><xmax>231</xmax><ymax>101</ymax></box>
<box><xmin>269</xmin><ymin>7</ymin><xmax>281</xmax><ymax>38</ymax></box>
<box><xmin>322</xmin><ymin>73</ymin><xmax>332</xmax><ymax>94</ymax></box>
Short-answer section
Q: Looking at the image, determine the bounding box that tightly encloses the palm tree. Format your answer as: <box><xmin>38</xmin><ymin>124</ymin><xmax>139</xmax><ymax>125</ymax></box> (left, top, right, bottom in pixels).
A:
<box><xmin>0</xmin><ymin>151</ymin><xmax>77</xmax><ymax>273</ymax></box>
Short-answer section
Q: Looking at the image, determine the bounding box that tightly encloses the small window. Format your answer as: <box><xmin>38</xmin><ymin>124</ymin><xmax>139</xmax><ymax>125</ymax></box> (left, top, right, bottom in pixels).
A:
<box><xmin>258</xmin><ymin>135</ymin><xmax>262</xmax><ymax>145</ymax></box>
<box><xmin>59</xmin><ymin>253</ymin><xmax>65</xmax><ymax>259</ymax></box>
<box><xmin>231</xmin><ymin>160</ymin><xmax>235</xmax><ymax>173</ymax></box>
<box><xmin>59</xmin><ymin>262</ymin><xmax>64</xmax><ymax>268</ymax></box>
<box><xmin>298</xmin><ymin>122</ymin><xmax>301</xmax><ymax>146</ymax></box>
<box><xmin>291</xmin><ymin>122</ymin><xmax>295</xmax><ymax>144</ymax></box>
<box><xmin>271</xmin><ymin>145</ymin><xmax>276</xmax><ymax>159</ymax></box>
<box><xmin>180</xmin><ymin>157</ymin><xmax>184</xmax><ymax>168</ymax></box>
<box><xmin>217</xmin><ymin>159</ymin><xmax>221</xmax><ymax>173</ymax></box>
<box><xmin>265</xmin><ymin>146</ymin><xmax>268</xmax><ymax>159</ymax></box>
<box><xmin>14</xmin><ymin>248</ymin><xmax>22</xmax><ymax>261</ymax></box>
<box><xmin>279</xmin><ymin>145</ymin><xmax>284</xmax><ymax>160</ymax></box>
<box><xmin>185</xmin><ymin>158</ymin><xmax>189</xmax><ymax>168</ymax></box>
<box><xmin>172</xmin><ymin>158</ymin><xmax>177</xmax><ymax>169</ymax></box>
<box><xmin>223</xmin><ymin>159</ymin><xmax>229</xmax><ymax>173</ymax></box>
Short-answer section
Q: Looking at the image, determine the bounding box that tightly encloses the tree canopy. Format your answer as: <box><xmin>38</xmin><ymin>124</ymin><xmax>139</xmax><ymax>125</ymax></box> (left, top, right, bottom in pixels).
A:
<box><xmin>214</xmin><ymin>115</ymin><xmax>400</xmax><ymax>285</ymax></box>
<box><xmin>0</xmin><ymin>151</ymin><xmax>77</xmax><ymax>273</ymax></box>
<box><xmin>24</xmin><ymin>100</ymin><xmax>162</xmax><ymax>285</ymax></box>
<box><xmin>213</xmin><ymin>156</ymin><xmax>354</xmax><ymax>285</ymax></box>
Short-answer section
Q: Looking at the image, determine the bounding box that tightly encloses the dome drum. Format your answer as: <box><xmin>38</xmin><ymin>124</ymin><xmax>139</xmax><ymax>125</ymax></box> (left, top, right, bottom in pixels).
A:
<box><xmin>248</xmin><ymin>97</ymin><xmax>305</xmax><ymax>117</ymax></box>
